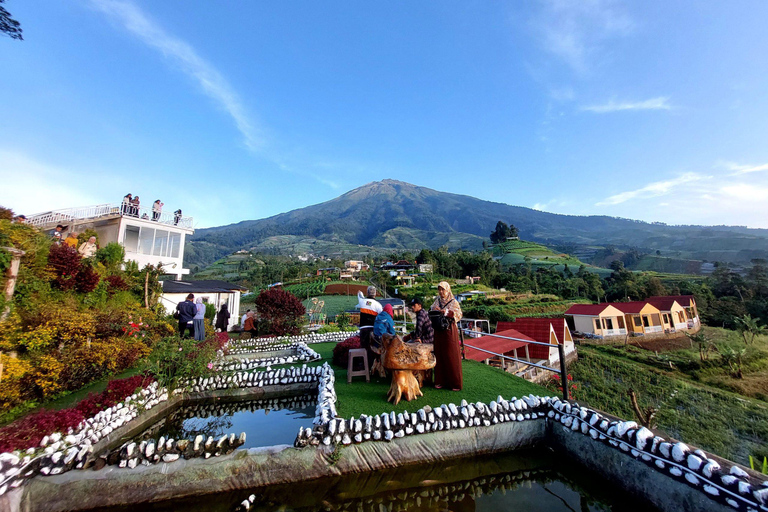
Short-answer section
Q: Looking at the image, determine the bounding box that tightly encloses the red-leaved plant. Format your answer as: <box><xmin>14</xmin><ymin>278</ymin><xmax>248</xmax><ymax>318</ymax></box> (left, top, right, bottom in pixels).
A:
<box><xmin>0</xmin><ymin>375</ymin><xmax>153</xmax><ymax>454</ymax></box>
<box><xmin>332</xmin><ymin>335</ymin><xmax>361</xmax><ymax>368</ymax></box>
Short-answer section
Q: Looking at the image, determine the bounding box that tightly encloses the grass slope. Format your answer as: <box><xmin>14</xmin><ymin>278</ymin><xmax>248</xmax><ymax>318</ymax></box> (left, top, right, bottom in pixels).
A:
<box><xmin>570</xmin><ymin>347</ymin><xmax>768</xmax><ymax>465</ymax></box>
<box><xmin>493</xmin><ymin>240</ymin><xmax>611</xmax><ymax>276</ymax></box>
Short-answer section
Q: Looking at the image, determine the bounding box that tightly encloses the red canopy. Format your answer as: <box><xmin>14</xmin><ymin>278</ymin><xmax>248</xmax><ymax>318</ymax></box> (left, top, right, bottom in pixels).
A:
<box><xmin>463</xmin><ymin>329</ymin><xmax>533</xmax><ymax>362</ymax></box>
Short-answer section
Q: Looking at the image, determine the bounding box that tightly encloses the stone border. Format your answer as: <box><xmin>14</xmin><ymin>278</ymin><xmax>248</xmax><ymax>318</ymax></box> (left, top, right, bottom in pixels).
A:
<box><xmin>0</xmin><ymin>364</ymin><xmax>331</xmax><ymax>496</ymax></box>
<box><xmin>295</xmin><ymin>392</ymin><xmax>767</xmax><ymax>512</ymax></box>
<box><xmin>2</xmin><ymin>357</ymin><xmax>766</xmax><ymax>512</ymax></box>
<box><xmin>547</xmin><ymin>399</ymin><xmax>768</xmax><ymax>512</ymax></box>
<box><xmin>296</xmin><ymin>394</ymin><xmax>548</xmax><ymax>447</ymax></box>
<box><xmin>214</xmin><ymin>342</ymin><xmax>321</xmax><ymax>371</ymax></box>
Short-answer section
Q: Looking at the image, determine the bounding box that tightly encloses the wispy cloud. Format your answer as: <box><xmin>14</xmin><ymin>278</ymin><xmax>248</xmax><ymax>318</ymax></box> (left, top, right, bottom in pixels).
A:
<box><xmin>532</xmin><ymin>0</ymin><xmax>634</xmax><ymax>74</ymax></box>
<box><xmin>721</xmin><ymin>161</ymin><xmax>768</xmax><ymax>175</ymax></box>
<box><xmin>596</xmin><ymin>173</ymin><xmax>706</xmax><ymax>206</ymax></box>
<box><xmin>581</xmin><ymin>96</ymin><xmax>673</xmax><ymax>113</ymax></box>
<box><xmin>89</xmin><ymin>0</ymin><xmax>263</xmax><ymax>152</ymax></box>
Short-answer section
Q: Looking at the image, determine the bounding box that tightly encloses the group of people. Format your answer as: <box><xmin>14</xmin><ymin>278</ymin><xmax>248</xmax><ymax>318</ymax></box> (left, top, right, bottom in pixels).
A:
<box><xmin>176</xmin><ymin>294</ymin><xmax>231</xmax><ymax>341</ymax></box>
<box><xmin>358</xmin><ymin>282</ymin><xmax>463</xmax><ymax>391</ymax></box>
<box><xmin>49</xmin><ymin>224</ymin><xmax>99</xmax><ymax>258</ymax></box>
<box><xmin>121</xmin><ymin>194</ymin><xmax>182</xmax><ymax>225</ymax></box>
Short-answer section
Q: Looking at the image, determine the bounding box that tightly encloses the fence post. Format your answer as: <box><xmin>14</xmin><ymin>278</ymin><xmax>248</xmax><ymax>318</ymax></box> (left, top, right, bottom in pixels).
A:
<box><xmin>557</xmin><ymin>342</ymin><xmax>569</xmax><ymax>401</ymax></box>
<box><xmin>459</xmin><ymin>326</ymin><xmax>466</xmax><ymax>360</ymax></box>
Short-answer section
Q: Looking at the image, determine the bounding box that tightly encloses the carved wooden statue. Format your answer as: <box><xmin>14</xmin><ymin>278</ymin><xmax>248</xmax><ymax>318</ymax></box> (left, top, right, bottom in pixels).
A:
<box><xmin>380</xmin><ymin>334</ymin><xmax>436</xmax><ymax>405</ymax></box>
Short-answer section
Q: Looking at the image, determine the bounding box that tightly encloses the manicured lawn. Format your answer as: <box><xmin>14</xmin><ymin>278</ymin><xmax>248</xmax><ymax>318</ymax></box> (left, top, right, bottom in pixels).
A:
<box><xmin>302</xmin><ymin>295</ymin><xmax>358</xmax><ymax>319</ymax></box>
<box><xmin>306</xmin><ymin>342</ymin><xmax>549</xmax><ymax>418</ymax></box>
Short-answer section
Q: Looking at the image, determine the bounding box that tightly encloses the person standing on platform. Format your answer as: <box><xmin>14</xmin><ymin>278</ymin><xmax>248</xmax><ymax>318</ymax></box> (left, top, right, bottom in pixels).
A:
<box><xmin>430</xmin><ymin>281</ymin><xmax>463</xmax><ymax>391</ymax></box>
<box><xmin>130</xmin><ymin>195</ymin><xmax>140</xmax><ymax>217</ymax></box>
<box><xmin>357</xmin><ymin>286</ymin><xmax>382</xmax><ymax>366</ymax></box>
<box><xmin>152</xmin><ymin>200</ymin><xmax>164</xmax><ymax>221</ymax></box>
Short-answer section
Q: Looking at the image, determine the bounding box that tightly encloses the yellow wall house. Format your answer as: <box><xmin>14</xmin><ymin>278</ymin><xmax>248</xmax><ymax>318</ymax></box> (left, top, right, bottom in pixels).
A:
<box><xmin>613</xmin><ymin>301</ymin><xmax>663</xmax><ymax>335</ymax></box>
<box><xmin>647</xmin><ymin>295</ymin><xmax>701</xmax><ymax>332</ymax></box>
<box><xmin>564</xmin><ymin>304</ymin><xmax>627</xmax><ymax>336</ymax></box>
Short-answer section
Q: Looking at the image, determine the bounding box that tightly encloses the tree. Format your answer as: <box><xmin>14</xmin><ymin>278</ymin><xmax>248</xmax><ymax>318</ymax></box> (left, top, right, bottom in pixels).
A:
<box><xmin>734</xmin><ymin>314</ymin><xmax>765</xmax><ymax>345</ymax></box>
<box><xmin>255</xmin><ymin>288</ymin><xmax>306</xmax><ymax>336</ymax></box>
<box><xmin>490</xmin><ymin>221</ymin><xmax>516</xmax><ymax>244</ymax></box>
<box><xmin>0</xmin><ymin>0</ymin><xmax>23</xmax><ymax>40</ymax></box>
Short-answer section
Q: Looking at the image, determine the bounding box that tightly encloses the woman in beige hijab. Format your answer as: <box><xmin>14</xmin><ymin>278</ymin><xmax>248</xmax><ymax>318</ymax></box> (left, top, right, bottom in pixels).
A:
<box><xmin>430</xmin><ymin>281</ymin><xmax>463</xmax><ymax>390</ymax></box>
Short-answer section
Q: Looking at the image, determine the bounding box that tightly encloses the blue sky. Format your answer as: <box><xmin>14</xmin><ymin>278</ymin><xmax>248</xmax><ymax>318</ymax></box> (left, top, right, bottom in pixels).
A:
<box><xmin>2</xmin><ymin>1</ymin><xmax>768</xmax><ymax>229</ymax></box>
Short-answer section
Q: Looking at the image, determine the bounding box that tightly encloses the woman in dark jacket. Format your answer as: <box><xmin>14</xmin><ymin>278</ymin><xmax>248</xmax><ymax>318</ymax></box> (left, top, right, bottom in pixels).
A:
<box><xmin>215</xmin><ymin>304</ymin><xmax>230</xmax><ymax>332</ymax></box>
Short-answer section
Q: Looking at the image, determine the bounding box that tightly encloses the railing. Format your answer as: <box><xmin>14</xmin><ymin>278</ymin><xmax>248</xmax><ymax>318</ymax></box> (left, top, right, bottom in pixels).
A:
<box><xmin>644</xmin><ymin>325</ymin><xmax>664</xmax><ymax>333</ymax></box>
<box><xmin>459</xmin><ymin>328</ymin><xmax>570</xmax><ymax>400</ymax></box>
<box><xmin>27</xmin><ymin>203</ymin><xmax>193</xmax><ymax>229</ymax></box>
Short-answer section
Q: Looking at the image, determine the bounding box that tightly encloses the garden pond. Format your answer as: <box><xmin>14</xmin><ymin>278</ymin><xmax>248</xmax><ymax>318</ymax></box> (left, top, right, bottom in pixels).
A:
<box><xmin>125</xmin><ymin>394</ymin><xmax>316</xmax><ymax>450</ymax></box>
<box><xmin>90</xmin><ymin>449</ymin><xmax>658</xmax><ymax>512</ymax></box>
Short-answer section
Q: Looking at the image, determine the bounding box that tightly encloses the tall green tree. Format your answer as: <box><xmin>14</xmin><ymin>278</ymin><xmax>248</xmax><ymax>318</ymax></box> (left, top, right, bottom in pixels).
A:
<box><xmin>0</xmin><ymin>0</ymin><xmax>22</xmax><ymax>40</ymax></box>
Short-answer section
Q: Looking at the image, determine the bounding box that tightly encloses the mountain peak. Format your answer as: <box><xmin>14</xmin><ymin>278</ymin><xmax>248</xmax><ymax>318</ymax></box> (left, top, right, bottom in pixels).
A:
<box><xmin>188</xmin><ymin>181</ymin><xmax>768</xmax><ymax>269</ymax></box>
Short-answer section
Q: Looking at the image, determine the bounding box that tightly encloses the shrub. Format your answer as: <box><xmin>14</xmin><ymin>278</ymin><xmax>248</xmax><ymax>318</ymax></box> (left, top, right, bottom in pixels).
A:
<box><xmin>96</xmin><ymin>242</ymin><xmax>125</xmax><ymax>269</ymax></box>
<box><xmin>0</xmin><ymin>356</ymin><xmax>32</xmax><ymax>411</ymax></box>
<box><xmin>0</xmin><ymin>408</ymin><xmax>85</xmax><ymax>454</ymax></box>
<box><xmin>332</xmin><ymin>335</ymin><xmax>361</xmax><ymax>368</ymax></box>
<box><xmin>74</xmin><ymin>375</ymin><xmax>153</xmax><ymax>418</ymax></box>
<box><xmin>47</xmin><ymin>243</ymin><xmax>82</xmax><ymax>291</ymax></box>
<box><xmin>255</xmin><ymin>288</ymin><xmax>306</xmax><ymax>336</ymax></box>
<box><xmin>105</xmin><ymin>274</ymin><xmax>129</xmax><ymax>292</ymax></box>
<box><xmin>75</xmin><ymin>263</ymin><xmax>100</xmax><ymax>293</ymax></box>
<box><xmin>143</xmin><ymin>336</ymin><xmax>216</xmax><ymax>390</ymax></box>
<box><xmin>28</xmin><ymin>354</ymin><xmax>65</xmax><ymax>398</ymax></box>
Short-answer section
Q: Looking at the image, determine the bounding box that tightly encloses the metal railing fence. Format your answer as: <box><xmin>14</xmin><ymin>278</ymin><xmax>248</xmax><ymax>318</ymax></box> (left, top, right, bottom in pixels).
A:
<box><xmin>26</xmin><ymin>203</ymin><xmax>193</xmax><ymax>229</ymax></box>
<box><xmin>459</xmin><ymin>328</ymin><xmax>570</xmax><ymax>401</ymax></box>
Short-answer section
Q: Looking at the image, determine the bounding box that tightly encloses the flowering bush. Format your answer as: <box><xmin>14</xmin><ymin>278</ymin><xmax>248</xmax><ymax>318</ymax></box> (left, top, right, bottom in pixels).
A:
<box><xmin>332</xmin><ymin>335</ymin><xmax>361</xmax><ymax>368</ymax></box>
<box><xmin>0</xmin><ymin>356</ymin><xmax>32</xmax><ymax>411</ymax></box>
<box><xmin>545</xmin><ymin>373</ymin><xmax>578</xmax><ymax>400</ymax></box>
<box><xmin>0</xmin><ymin>218</ymin><xmax>173</xmax><ymax>413</ymax></box>
<box><xmin>123</xmin><ymin>315</ymin><xmax>147</xmax><ymax>339</ymax></box>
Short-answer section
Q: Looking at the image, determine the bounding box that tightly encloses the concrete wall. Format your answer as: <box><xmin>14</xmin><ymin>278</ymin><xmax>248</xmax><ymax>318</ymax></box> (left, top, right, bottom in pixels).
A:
<box><xmin>7</xmin><ymin>420</ymin><xmax>546</xmax><ymax>512</ymax></box>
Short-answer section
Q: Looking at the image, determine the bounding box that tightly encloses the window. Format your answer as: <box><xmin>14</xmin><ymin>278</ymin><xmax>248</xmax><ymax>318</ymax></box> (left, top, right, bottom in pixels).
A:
<box><xmin>633</xmin><ymin>317</ymin><xmax>642</xmax><ymax>327</ymax></box>
<box><xmin>169</xmin><ymin>232</ymin><xmax>181</xmax><ymax>258</ymax></box>
<box><xmin>678</xmin><ymin>311</ymin><xmax>685</xmax><ymax>323</ymax></box>
<box><xmin>594</xmin><ymin>319</ymin><xmax>601</xmax><ymax>331</ymax></box>
<box><xmin>124</xmin><ymin>226</ymin><xmax>139</xmax><ymax>253</ymax></box>
<box><xmin>153</xmin><ymin>229</ymin><xmax>169</xmax><ymax>257</ymax></box>
<box><xmin>605</xmin><ymin>318</ymin><xmax>614</xmax><ymax>330</ymax></box>
<box><xmin>642</xmin><ymin>316</ymin><xmax>650</xmax><ymax>327</ymax></box>
<box><xmin>617</xmin><ymin>317</ymin><xmax>625</xmax><ymax>329</ymax></box>
<box><xmin>139</xmin><ymin>227</ymin><xmax>155</xmax><ymax>255</ymax></box>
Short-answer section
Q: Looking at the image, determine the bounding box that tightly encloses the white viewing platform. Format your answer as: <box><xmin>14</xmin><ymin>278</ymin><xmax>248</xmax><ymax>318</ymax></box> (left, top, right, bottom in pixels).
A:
<box><xmin>27</xmin><ymin>204</ymin><xmax>194</xmax><ymax>280</ymax></box>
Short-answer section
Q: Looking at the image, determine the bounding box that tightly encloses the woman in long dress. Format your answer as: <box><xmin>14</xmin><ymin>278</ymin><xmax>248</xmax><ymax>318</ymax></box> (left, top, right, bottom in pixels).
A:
<box><xmin>430</xmin><ymin>281</ymin><xmax>463</xmax><ymax>390</ymax></box>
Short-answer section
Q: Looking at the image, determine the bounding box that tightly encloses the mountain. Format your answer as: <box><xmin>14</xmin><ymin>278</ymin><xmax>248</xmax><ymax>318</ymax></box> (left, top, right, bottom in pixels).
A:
<box><xmin>185</xmin><ymin>179</ymin><xmax>768</xmax><ymax>269</ymax></box>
